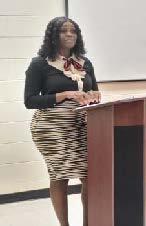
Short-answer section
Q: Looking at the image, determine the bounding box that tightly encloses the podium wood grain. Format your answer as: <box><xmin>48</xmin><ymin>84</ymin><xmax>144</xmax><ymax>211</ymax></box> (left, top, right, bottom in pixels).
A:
<box><xmin>87</xmin><ymin>99</ymin><xmax>146</xmax><ymax>226</ymax></box>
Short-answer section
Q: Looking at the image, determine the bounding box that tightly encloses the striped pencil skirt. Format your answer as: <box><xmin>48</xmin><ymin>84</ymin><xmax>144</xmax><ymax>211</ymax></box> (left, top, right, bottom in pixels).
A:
<box><xmin>30</xmin><ymin>100</ymin><xmax>87</xmax><ymax>181</ymax></box>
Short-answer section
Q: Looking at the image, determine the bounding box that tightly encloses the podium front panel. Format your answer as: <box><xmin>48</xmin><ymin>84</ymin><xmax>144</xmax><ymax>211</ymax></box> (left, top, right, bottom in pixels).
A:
<box><xmin>87</xmin><ymin>105</ymin><xmax>114</xmax><ymax>226</ymax></box>
<box><xmin>87</xmin><ymin>99</ymin><xmax>145</xmax><ymax>226</ymax></box>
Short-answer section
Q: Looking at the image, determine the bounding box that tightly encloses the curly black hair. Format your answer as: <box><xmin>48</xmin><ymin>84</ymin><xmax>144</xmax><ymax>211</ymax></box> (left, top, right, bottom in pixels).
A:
<box><xmin>38</xmin><ymin>16</ymin><xmax>86</xmax><ymax>60</ymax></box>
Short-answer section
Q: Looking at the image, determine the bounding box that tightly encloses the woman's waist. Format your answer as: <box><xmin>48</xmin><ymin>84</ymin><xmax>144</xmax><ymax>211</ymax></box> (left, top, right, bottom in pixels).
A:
<box><xmin>32</xmin><ymin>100</ymin><xmax>81</xmax><ymax>118</ymax></box>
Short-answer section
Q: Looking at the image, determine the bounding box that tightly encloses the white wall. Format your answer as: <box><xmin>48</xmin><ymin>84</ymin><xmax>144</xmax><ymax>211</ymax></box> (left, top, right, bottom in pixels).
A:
<box><xmin>0</xmin><ymin>0</ymin><xmax>66</xmax><ymax>194</ymax></box>
<box><xmin>69</xmin><ymin>0</ymin><xmax>146</xmax><ymax>81</ymax></box>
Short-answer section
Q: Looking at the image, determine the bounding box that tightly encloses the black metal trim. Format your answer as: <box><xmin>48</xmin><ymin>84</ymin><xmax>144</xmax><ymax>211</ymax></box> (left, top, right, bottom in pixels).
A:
<box><xmin>97</xmin><ymin>79</ymin><xmax>146</xmax><ymax>83</ymax></box>
<box><xmin>65</xmin><ymin>0</ymin><xmax>68</xmax><ymax>17</ymax></box>
<box><xmin>0</xmin><ymin>184</ymin><xmax>81</xmax><ymax>205</ymax></box>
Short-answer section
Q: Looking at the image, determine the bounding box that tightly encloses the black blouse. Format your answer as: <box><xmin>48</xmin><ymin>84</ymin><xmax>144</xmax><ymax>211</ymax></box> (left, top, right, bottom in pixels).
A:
<box><xmin>24</xmin><ymin>56</ymin><xmax>98</xmax><ymax>109</ymax></box>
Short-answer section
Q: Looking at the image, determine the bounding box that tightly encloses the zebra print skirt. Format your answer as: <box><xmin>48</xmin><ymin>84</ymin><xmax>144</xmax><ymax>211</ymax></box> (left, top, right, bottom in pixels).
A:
<box><xmin>30</xmin><ymin>100</ymin><xmax>87</xmax><ymax>181</ymax></box>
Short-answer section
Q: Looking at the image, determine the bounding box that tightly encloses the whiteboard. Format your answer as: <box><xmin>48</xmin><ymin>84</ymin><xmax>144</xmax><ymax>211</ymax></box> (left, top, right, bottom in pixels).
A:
<box><xmin>68</xmin><ymin>0</ymin><xmax>146</xmax><ymax>81</ymax></box>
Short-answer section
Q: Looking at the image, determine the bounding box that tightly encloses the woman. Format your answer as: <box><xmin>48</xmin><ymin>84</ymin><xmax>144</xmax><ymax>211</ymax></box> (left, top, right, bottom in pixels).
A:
<box><xmin>24</xmin><ymin>16</ymin><xmax>101</xmax><ymax>226</ymax></box>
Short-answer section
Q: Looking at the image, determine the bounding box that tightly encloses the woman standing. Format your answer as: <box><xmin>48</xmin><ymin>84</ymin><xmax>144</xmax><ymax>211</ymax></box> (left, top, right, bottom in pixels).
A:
<box><xmin>24</xmin><ymin>16</ymin><xmax>101</xmax><ymax>226</ymax></box>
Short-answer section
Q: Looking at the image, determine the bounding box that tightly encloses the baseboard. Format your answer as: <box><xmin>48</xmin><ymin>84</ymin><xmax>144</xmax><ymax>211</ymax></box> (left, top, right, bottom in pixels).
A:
<box><xmin>0</xmin><ymin>184</ymin><xmax>81</xmax><ymax>205</ymax></box>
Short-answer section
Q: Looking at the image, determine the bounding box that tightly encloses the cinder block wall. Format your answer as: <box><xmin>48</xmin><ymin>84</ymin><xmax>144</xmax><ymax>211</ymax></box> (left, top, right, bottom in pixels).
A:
<box><xmin>0</xmin><ymin>0</ymin><xmax>65</xmax><ymax>194</ymax></box>
<box><xmin>0</xmin><ymin>0</ymin><xmax>146</xmax><ymax>195</ymax></box>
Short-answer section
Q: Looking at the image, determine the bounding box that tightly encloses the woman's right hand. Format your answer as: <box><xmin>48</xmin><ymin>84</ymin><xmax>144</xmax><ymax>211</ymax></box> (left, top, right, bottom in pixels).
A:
<box><xmin>64</xmin><ymin>91</ymin><xmax>91</xmax><ymax>105</ymax></box>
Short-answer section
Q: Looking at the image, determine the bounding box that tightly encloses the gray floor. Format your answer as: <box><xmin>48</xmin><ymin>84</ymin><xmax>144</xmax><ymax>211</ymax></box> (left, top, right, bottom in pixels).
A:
<box><xmin>0</xmin><ymin>194</ymin><xmax>82</xmax><ymax>226</ymax></box>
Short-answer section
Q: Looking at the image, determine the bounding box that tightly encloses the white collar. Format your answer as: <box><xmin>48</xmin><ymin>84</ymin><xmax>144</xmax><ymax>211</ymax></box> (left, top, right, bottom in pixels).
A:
<box><xmin>46</xmin><ymin>55</ymin><xmax>86</xmax><ymax>91</ymax></box>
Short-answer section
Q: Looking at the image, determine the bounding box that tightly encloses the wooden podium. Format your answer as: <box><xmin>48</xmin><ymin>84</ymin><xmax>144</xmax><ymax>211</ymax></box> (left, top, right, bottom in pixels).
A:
<box><xmin>76</xmin><ymin>97</ymin><xmax>146</xmax><ymax>226</ymax></box>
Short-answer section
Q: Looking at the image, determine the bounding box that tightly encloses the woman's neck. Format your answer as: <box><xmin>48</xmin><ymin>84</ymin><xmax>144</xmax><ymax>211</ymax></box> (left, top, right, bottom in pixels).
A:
<box><xmin>59</xmin><ymin>48</ymin><xmax>71</xmax><ymax>58</ymax></box>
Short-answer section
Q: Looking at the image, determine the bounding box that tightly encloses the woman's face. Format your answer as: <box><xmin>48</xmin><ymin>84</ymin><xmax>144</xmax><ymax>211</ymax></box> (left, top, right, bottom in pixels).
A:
<box><xmin>59</xmin><ymin>21</ymin><xmax>77</xmax><ymax>50</ymax></box>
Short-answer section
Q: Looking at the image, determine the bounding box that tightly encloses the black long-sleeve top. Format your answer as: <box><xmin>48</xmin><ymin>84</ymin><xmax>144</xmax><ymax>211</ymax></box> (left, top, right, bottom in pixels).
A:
<box><xmin>24</xmin><ymin>56</ymin><xmax>98</xmax><ymax>109</ymax></box>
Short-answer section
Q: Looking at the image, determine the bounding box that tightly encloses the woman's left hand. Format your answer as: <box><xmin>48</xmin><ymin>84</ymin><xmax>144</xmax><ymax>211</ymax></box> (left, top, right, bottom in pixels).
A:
<box><xmin>86</xmin><ymin>90</ymin><xmax>101</xmax><ymax>104</ymax></box>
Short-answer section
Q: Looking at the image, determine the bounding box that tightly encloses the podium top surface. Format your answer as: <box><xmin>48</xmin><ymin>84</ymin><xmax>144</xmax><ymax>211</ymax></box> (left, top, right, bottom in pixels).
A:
<box><xmin>73</xmin><ymin>94</ymin><xmax>146</xmax><ymax>112</ymax></box>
